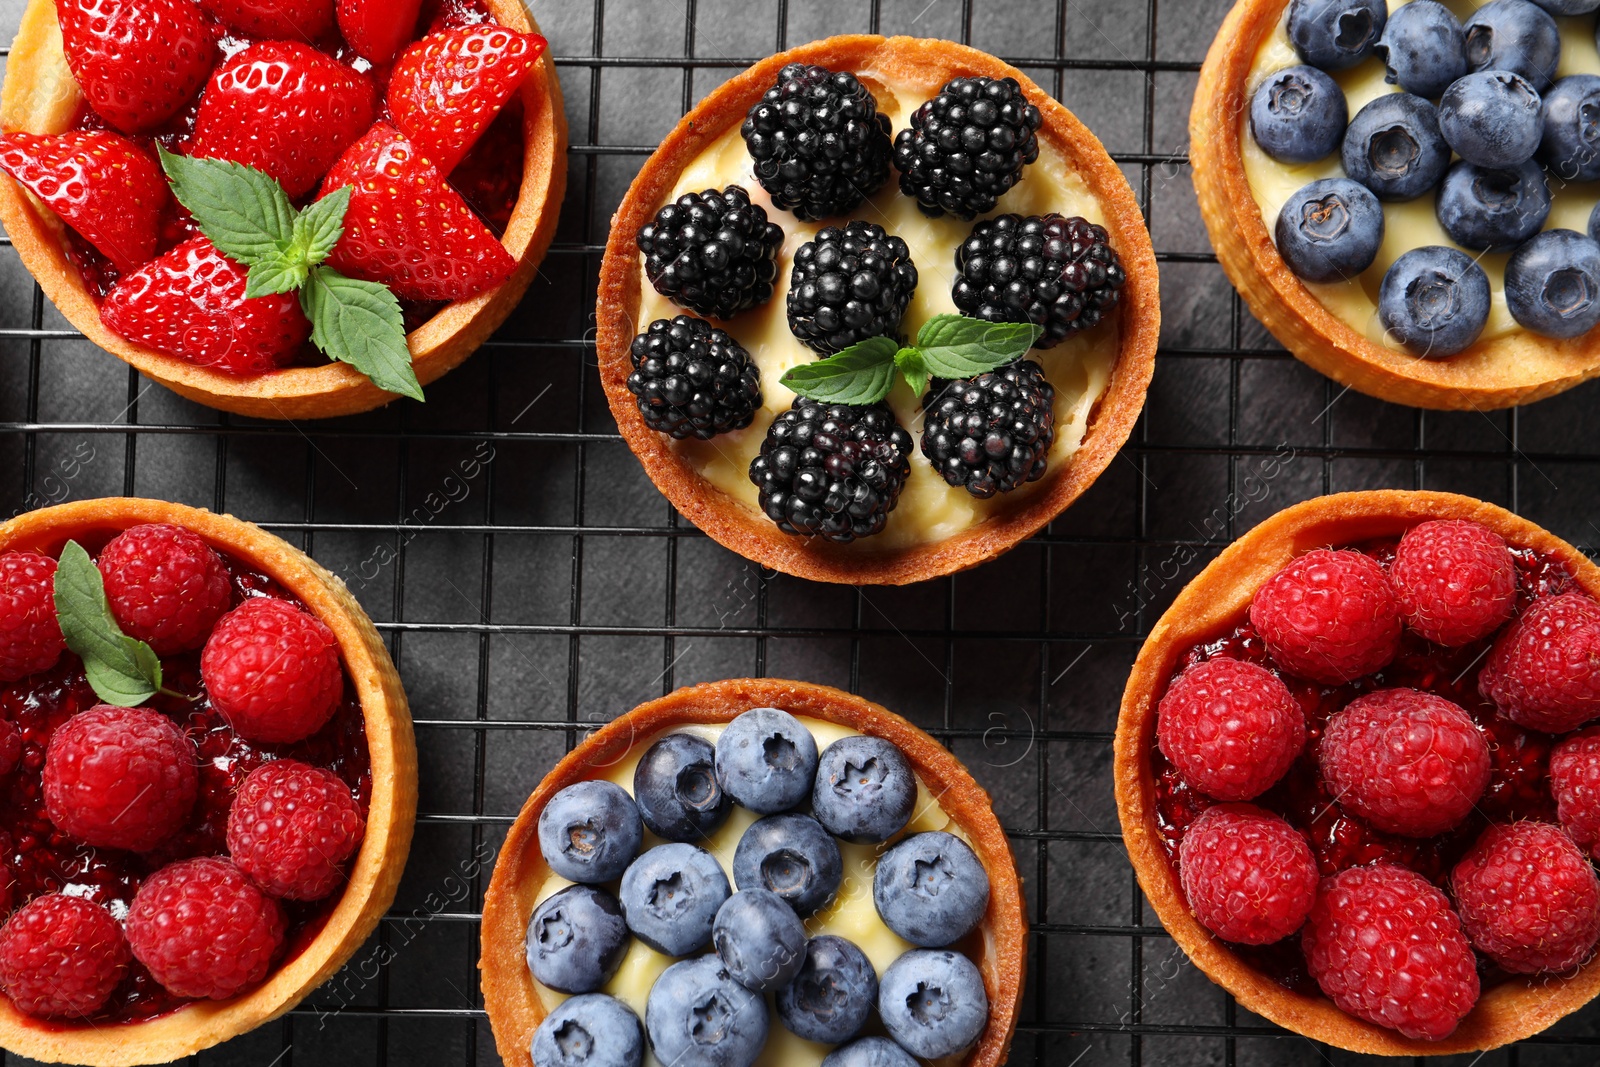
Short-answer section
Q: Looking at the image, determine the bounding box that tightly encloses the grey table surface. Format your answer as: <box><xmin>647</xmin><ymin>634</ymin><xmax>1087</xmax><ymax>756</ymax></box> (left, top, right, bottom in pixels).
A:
<box><xmin>0</xmin><ymin>0</ymin><xmax>1597</xmax><ymax>1064</ymax></box>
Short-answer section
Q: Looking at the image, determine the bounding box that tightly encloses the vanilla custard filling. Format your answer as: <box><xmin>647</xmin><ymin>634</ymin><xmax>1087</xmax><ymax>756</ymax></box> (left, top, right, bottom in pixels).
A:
<box><xmin>635</xmin><ymin>72</ymin><xmax>1120</xmax><ymax>552</ymax></box>
<box><xmin>1241</xmin><ymin>0</ymin><xmax>1600</xmax><ymax>348</ymax></box>
<box><xmin>529</xmin><ymin>717</ymin><xmax>969</xmax><ymax>1067</ymax></box>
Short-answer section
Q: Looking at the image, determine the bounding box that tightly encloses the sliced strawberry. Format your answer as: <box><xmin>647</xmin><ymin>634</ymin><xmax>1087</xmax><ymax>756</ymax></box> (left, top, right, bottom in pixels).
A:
<box><xmin>186</xmin><ymin>42</ymin><xmax>376</xmax><ymax>199</ymax></box>
<box><xmin>387</xmin><ymin>24</ymin><xmax>544</xmax><ymax>174</ymax></box>
<box><xmin>317</xmin><ymin>123</ymin><xmax>515</xmax><ymax>301</ymax></box>
<box><xmin>57</xmin><ymin>0</ymin><xmax>217</xmax><ymax>135</ymax></box>
<box><xmin>200</xmin><ymin>0</ymin><xmax>335</xmax><ymax>41</ymax></box>
<box><xmin>0</xmin><ymin>131</ymin><xmax>168</xmax><ymax>273</ymax></box>
<box><xmin>336</xmin><ymin>0</ymin><xmax>424</xmax><ymax>65</ymax></box>
<box><xmin>101</xmin><ymin>236</ymin><xmax>310</xmax><ymax>375</ymax></box>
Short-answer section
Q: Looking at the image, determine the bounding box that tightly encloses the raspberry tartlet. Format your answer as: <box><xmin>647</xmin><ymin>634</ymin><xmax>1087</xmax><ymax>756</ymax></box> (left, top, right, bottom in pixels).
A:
<box><xmin>480</xmin><ymin>678</ymin><xmax>1027</xmax><ymax>1067</ymax></box>
<box><xmin>0</xmin><ymin>0</ymin><xmax>566</xmax><ymax>419</ymax></box>
<box><xmin>597</xmin><ymin>36</ymin><xmax>1159</xmax><ymax>585</ymax></box>
<box><xmin>0</xmin><ymin>498</ymin><xmax>415</xmax><ymax>1066</ymax></box>
<box><xmin>1115</xmin><ymin>490</ymin><xmax>1600</xmax><ymax>1054</ymax></box>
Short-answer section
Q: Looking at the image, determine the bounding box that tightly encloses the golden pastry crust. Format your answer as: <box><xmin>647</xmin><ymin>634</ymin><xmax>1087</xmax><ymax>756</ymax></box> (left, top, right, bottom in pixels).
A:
<box><xmin>0</xmin><ymin>498</ymin><xmax>417</xmax><ymax>1067</ymax></box>
<box><xmin>595</xmin><ymin>35</ymin><xmax>1159</xmax><ymax>585</ymax></box>
<box><xmin>0</xmin><ymin>0</ymin><xmax>568</xmax><ymax>420</ymax></box>
<box><xmin>1113</xmin><ymin>490</ymin><xmax>1600</xmax><ymax>1055</ymax></box>
<box><xmin>480</xmin><ymin>677</ymin><xmax>1027</xmax><ymax>1067</ymax></box>
<box><xmin>1191</xmin><ymin>0</ymin><xmax>1600</xmax><ymax>411</ymax></box>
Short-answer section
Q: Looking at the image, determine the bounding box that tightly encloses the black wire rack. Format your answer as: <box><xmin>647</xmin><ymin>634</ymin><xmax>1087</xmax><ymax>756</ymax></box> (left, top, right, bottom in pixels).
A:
<box><xmin>1</xmin><ymin>0</ymin><xmax>1599</xmax><ymax>1064</ymax></box>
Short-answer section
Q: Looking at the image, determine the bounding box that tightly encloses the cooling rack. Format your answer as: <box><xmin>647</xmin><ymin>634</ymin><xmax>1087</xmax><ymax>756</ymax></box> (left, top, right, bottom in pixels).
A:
<box><xmin>1</xmin><ymin>0</ymin><xmax>1598</xmax><ymax>1064</ymax></box>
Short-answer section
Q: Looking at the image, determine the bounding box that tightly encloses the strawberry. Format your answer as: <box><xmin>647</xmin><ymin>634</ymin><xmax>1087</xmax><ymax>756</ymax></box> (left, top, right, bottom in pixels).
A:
<box><xmin>200</xmin><ymin>0</ymin><xmax>335</xmax><ymax>41</ymax></box>
<box><xmin>336</xmin><ymin>0</ymin><xmax>424</xmax><ymax>65</ymax></box>
<box><xmin>101</xmin><ymin>235</ymin><xmax>310</xmax><ymax>375</ymax></box>
<box><xmin>449</xmin><ymin>101</ymin><xmax>523</xmax><ymax>235</ymax></box>
<box><xmin>387</xmin><ymin>24</ymin><xmax>546</xmax><ymax>174</ymax></box>
<box><xmin>0</xmin><ymin>131</ymin><xmax>167</xmax><ymax>273</ymax></box>
<box><xmin>317</xmin><ymin>123</ymin><xmax>515</xmax><ymax>301</ymax></box>
<box><xmin>57</xmin><ymin>0</ymin><xmax>217</xmax><ymax>135</ymax></box>
<box><xmin>186</xmin><ymin>42</ymin><xmax>376</xmax><ymax>199</ymax></box>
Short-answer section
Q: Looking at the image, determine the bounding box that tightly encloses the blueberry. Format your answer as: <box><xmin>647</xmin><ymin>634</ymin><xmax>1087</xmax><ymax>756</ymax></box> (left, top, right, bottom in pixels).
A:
<box><xmin>873</xmin><ymin>831</ymin><xmax>990</xmax><ymax>947</ymax></box>
<box><xmin>1249</xmin><ymin>65</ymin><xmax>1347</xmax><ymax>163</ymax></box>
<box><xmin>713</xmin><ymin>888</ymin><xmax>808</xmax><ymax>992</ymax></box>
<box><xmin>1539</xmin><ymin>75</ymin><xmax>1600</xmax><ymax>181</ymax></box>
<box><xmin>537</xmin><ymin>780</ymin><xmax>643</xmax><ymax>885</ymax></box>
<box><xmin>732</xmin><ymin>812</ymin><xmax>842</xmax><ymax>916</ymax></box>
<box><xmin>715</xmin><ymin>707</ymin><xmax>818</xmax><ymax>814</ymax></box>
<box><xmin>821</xmin><ymin>1037</ymin><xmax>921</xmax><ymax>1067</ymax></box>
<box><xmin>1504</xmin><ymin>228</ymin><xmax>1600</xmax><ymax>338</ymax></box>
<box><xmin>1590</xmin><ymin>201</ymin><xmax>1600</xmax><ymax>242</ymax></box>
<box><xmin>1534</xmin><ymin>0</ymin><xmax>1600</xmax><ymax>12</ymax></box>
<box><xmin>877</xmin><ymin>949</ymin><xmax>989</xmax><ymax>1060</ymax></box>
<box><xmin>632</xmin><ymin>732</ymin><xmax>730</xmax><ymax>843</ymax></box>
<box><xmin>774</xmin><ymin>935</ymin><xmax>879</xmax><ymax>1044</ymax></box>
<box><xmin>1341</xmin><ymin>94</ymin><xmax>1450</xmax><ymax>200</ymax></box>
<box><xmin>1374</xmin><ymin>1</ymin><xmax>1465</xmax><ymax>98</ymax></box>
<box><xmin>812</xmin><ymin>735</ymin><xmax>917</xmax><ymax>843</ymax></box>
<box><xmin>1438</xmin><ymin>71</ymin><xmax>1543</xmax><ymax>168</ymax></box>
<box><xmin>618</xmin><ymin>842</ymin><xmax>730</xmax><ymax>957</ymax></box>
<box><xmin>1274</xmin><ymin>178</ymin><xmax>1384</xmax><ymax>282</ymax></box>
<box><xmin>526</xmin><ymin>885</ymin><xmax>631</xmax><ymax>994</ymax></box>
<box><xmin>1463</xmin><ymin>0</ymin><xmax>1561</xmax><ymax>92</ymax></box>
<box><xmin>1378</xmin><ymin>246</ymin><xmax>1492</xmax><ymax>358</ymax></box>
<box><xmin>1435</xmin><ymin>159</ymin><xmax>1550</xmax><ymax>251</ymax></box>
<box><xmin>530</xmin><ymin>993</ymin><xmax>644</xmax><ymax>1067</ymax></box>
<box><xmin>645</xmin><ymin>955</ymin><xmax>769</xmax><ymax>1067</ymax></box>
<box><xmin>1286</xmin><ymin>0</ymin><xmax>1386</xmax><ymax>71</ymax></box>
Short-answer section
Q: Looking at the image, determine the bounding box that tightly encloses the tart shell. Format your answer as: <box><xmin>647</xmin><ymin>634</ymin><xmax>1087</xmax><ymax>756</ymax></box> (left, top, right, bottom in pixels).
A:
<box><xmin>595</xmin><ymin>35</ymin><xmax>1159</xmax><ymax>585</ymax></box>
<box><xmin>1113</xmin><ymin>490</ymin><xmax>1600</xmax><ymax>1055</ymax></box>
<box><xmin>1191</xmin><ymin>0</ymin><xmax>1600</xmax><ymax>411</ymax></box>
<box><xmin>0</xmin><ymin>0</ymin><xmax>568</xmax><ymax>420</ymax></box>
<box><xmin>480</xmin><ymin>677</ymin><xmax>1027</xmax><ymax>1067</ymax></box>
<box><xmin>0</xmin><ymin>498</ymin><xmax>417</xmax><ymax>1067</ymax></box>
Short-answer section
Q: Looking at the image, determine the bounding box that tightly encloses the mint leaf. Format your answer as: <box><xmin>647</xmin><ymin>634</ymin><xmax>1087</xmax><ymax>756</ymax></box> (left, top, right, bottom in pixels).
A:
<box><xmin>914</xmin><ymin>314</ymin><xmax>1043</xmax><ymax>378</ymax></box>
<box><xmin>245</xmin><ymin>251</ymin><xmax>309</xmax><ymax>299</ymax></box>
<box><xmin>302</xmin><ymin>266</ymin><xmax>423</xmax><ymax>401</ymax></box>
<box><xmin>52</xmin><ymin>540</ymin><xmax>163</xmax><ymax>707</ymax></box>
<box><xmin>894</xmin><ymin>346</ymin><xmax>929</xmax><ymax>399</ymax></box>
<box><xmin>158</xmin><ymin>147</ymin><xmax>296</xmax><ymax>263</ymax></box>
<box><xmin>779</xmin><ymin>335</ymin><xmax>898</xmax><ymax>405</ymax></box>
<box><xmin>293</xmin><ymin>187</ymin><xmax>350</xmax><ymax>265</ymax></box>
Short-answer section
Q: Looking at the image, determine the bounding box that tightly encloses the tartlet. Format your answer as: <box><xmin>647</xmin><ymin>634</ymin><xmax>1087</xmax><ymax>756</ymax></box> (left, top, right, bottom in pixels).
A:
<box><xmin>0</xmin><ymin>0</ymin><xmax>567</xmax><ymax>420</ymax></box>
<box><xmin>1113</xmin><ymin>489</ymin><xmax>1600</xmax><ymax>1055</ymax></box>
<box><xmin>596</xmin><ymin>35</ymin><xmax>1159</xmax><ymax>585</ymax></box>
<box><xmin>0</xmin><ymin>497</ymin><xmax>416</xmax><ymax>1067</ymax></box>
<box><xmin>480</xmin><ymin>677</ymin><xmax>1027</xmax><ymax>1067</ymax></box>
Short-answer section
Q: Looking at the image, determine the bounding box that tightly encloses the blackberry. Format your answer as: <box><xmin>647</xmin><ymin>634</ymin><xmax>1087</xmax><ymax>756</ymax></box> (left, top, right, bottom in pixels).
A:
<box><xmin>787</xmin><ymin>221</ymin><xmax>918</xmax><ymax>355</ymax></box>
<box><xmin>741</xmin><ymin>63</ymin><xmax>893</xmax><ymax>222</ymax></box>
<box><xmin>748</xmin><ymin>398</ymin><xmax>913</xmax><ymax>542</ymax></box>
<box><xmin>921</xmin><ymin>359</ymin><xmax>1055</xmax><ymax>498</ymax></box>
<box><xmin>952</xmin><ymin>214</ymin><xmax>1125</xmax><ymax>347</ymax></box>
<box><xmin>636</xmin><ymin>186</ymin><xmax>785</xmax><ymax>319</ymax></box>
<box><xmin>893</xmin><ymin>76</ymin><xmax>1042</xmax><ymax>220</ymax></box>
<box><xmin>626</xmin><ymin>316</ymin><xmax>762</xmax><ymax>440</ymax></box>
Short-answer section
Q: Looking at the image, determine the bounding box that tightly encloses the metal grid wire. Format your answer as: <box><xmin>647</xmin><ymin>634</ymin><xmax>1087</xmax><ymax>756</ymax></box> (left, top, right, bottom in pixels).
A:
<box><xmin>0</xmin><ymin>0</ymin><xmax>1598</xmax><ymax>1064</ymax></box>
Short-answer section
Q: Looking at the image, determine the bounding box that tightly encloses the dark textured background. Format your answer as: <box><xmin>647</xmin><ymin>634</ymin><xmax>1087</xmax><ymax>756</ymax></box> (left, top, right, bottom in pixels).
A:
<box><xmin>0</xmin><ymin>0</ymin><xmax>1597</xmax><ymax>1064</ymax></box>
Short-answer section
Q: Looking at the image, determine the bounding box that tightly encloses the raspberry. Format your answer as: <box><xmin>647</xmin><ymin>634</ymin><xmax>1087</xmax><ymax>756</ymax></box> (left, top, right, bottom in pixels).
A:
<box><xmin>227</xmin><ymin>759</ymin><xmax>366</xmax><ymax>900</ymax></box>
<box><xmin>0</xmin><ymin>551</ymin><xmax>64</xmax><ymax>682</ymax></box>
<box><xmin>1156</xmin><ymin>658</ymin><xmax>1306</xmax><ymax>801</ymax></box>
<box><xmin>1301</xmin><ymin>864</ymin><xmax>1479</xmax><ymax>1040</ymax></box>
<box><xmin>0</xmin><ymin>894</ymin><xmax>129</xmax><ymax>1018</ymax></box>
<box><xmin>1391</xmin><ymin>520</ymin><xmax>1518</xmax><ymax>647</ymax></box>
<box><xmin>1249</xmin><ymin>548</ymin><xmax>1402</xmax><ymax>684</ymax></box>
<box><xmin>1480</xmin><ymin>593</ymin><xmax>1600</xmax><ymax>734</ymax></box>
<box><xmin>1552</xmin><ymin>726</ymin><xmax>1600</xmax><ymax>855</ymax></box>
<box><xmin>0</xmin><ymin>717</ymin><xmax>19</xmax><ymax>777</ymax></box>
<box><xmin>125</xmin><ymin>857</ymin><xmax>285</xmax><ymax>999</ymax></box>
<box><xmin>1318</xmin><ymin>688</ymin><xmax>1490</xmax><ymax>838</ymax></box>
<box><xmin>1177</xmin><ymin>804</ymin><xmax>1318</xmax><ymax>945</ymax></box>
<box><xmin>0</xmin><ymin>856</ymin><xmax>11</xmax><ymax>917</ymax></box>
<box><xmin>43</xmin><ymin>705</ymin><xmax>198</xmax><ymax>852</ymax></box>
<box><xmin>97</xmin><ymin>523</ymin><xmax>233</xmax><ymax>655</ymax></box>
<box><xmin>201</xmin><ymin>598</ymin><xmax>343</xmax><ymax>744</ymax></box>
<box><xmin>1451</xmin><ymin>821</ymin><xmax>1600</xmax><ymax>974</ymax></box>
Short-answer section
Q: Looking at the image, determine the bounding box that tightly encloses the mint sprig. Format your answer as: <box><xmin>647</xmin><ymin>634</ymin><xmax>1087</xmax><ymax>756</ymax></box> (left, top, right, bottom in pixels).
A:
<box><xmin>52</xmin><ymin>541</ymin><xmax>175</xmax><ymax>706</ymax></box>
<box><xmin>156</xmin><ymin>148</ymin><xmax>423</xmax><ymax>402</ymax></box>
<box><xmin>781</xmin><ymin>315</ymin><xmax>1044</xmax><ymax>405</ymax></box>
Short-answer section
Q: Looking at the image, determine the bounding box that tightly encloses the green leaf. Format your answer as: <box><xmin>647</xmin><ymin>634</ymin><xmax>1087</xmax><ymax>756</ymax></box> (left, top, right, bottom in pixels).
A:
<box><xmin>301</xmin><ymin>266</ymin><xmax>423</xmax><ymax>401</ymax></box>
<box><xmin>244</xmin><ymin>251</ymin><xmax>309</xmax><ymax>299</ymax></box>
<box><xmin>894</xmin><ymin>346</ymin><xmax>929</xmax><ymax>399</ymax></box>
<box><xmin>914</xmin><ymin>313</ymin><xmax>1043</xmax><ymax>378</ymax></box>
<box><xmin>779</xmin><ymin>335</ymin><xmax>898</xmax><ymax>405</ymax></box>
<box><xmin>52</xmin><ymin>540</ymin><xmax>162</xmax><ymax>707</ymax></box>
<box><xmin>158</xmin><ymin>147</ymin><xmax>297</xmax><ymax>264</ymax></box>
<box><xmin>292</xmin><ymin>187</ymin><xmax>350</xmax><ymax>266</ymax></box>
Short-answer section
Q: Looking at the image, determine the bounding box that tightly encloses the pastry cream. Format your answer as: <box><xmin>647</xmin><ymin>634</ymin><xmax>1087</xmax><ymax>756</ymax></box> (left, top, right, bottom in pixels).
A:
<box><xmin>634</xmin><ymin>74</ymin><xmax>1120</xmax><ymax>552</ymax></box>
<box><xmin>1240</xmin><ymin>0</ymin><xmax>1600</xmax><ymax>349</ymax></box>
<box><xmin>530</xmin><ymin>717</ymin><xmax>965</xmax><ymax>1067</ymax></box>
